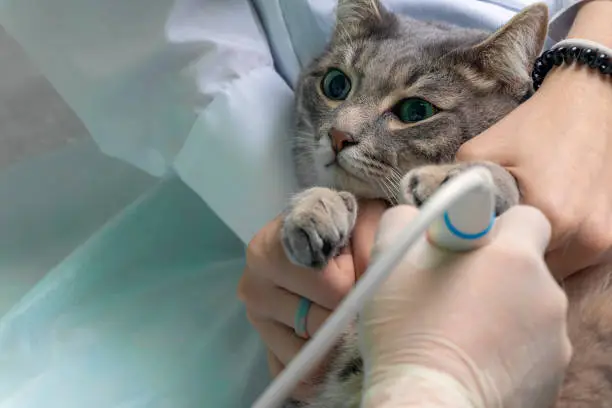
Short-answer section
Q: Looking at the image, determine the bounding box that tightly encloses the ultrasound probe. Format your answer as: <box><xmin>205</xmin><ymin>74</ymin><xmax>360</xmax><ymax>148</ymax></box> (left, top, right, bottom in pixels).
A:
<box><xmin>252</xmin><ymin>166</ymin><xmax>497</xmax><ymax>408</ymax></box>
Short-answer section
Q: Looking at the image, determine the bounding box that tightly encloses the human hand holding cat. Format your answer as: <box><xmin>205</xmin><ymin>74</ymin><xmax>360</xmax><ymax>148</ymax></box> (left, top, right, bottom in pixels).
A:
<box><xmin>359</xmin><ymin>204</ymin><xmax>572</xmax><ymax>408</ymax></box>
<box><xmin>238</xmin><ymin>199</ymin><xmax>386</xmax><ymax>400</ymax></box>
<box><xmin>457</xmin><ymin>0</ymin><xmax>612</xmax><ymax>280</ymax></box>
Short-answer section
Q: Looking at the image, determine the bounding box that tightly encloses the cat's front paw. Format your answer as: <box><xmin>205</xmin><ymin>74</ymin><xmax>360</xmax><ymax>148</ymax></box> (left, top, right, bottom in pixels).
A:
<box><xmin>399</xmin><ymin>164</ymin><xmax>461</xmax><ymax>207</ymax></box>
<box><xmin>399</xmin><ymin>162</ymin><xmax>519</xmax><ymax>215</ymax></box>
<box><xmin>282</xmin><ymin>187</ymin><xmax>357</xmax><ymax>269</ymax></box>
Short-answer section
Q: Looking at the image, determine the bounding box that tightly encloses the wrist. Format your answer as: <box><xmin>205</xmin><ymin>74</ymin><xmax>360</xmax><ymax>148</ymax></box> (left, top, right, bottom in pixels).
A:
<box><xmin>361</xmin><ymin>335</ymin><xmax>501</xmax><ymax>408</ymax></box>
<box><xmin>361</xmin><ymin>365</ymin><xmax>480</xmax><ymax>408</ymax></box>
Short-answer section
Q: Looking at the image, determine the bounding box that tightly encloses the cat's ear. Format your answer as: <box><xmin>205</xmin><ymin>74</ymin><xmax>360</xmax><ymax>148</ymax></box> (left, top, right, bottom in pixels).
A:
<box><xmin>332</xmin><ymin>0</ymin><xmax>397</xmax><ymax>42</ymax></box>
<box><xmin>471</xmin><ymin>3</ymin><xmax>549</xmax><ymax>90</ymax></box>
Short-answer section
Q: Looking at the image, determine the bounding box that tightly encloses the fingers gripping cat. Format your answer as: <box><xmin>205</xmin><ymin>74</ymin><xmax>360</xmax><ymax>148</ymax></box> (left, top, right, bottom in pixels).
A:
<box><xmin>282</xmin><ymin>162</ymin><xmax>519</xmax><ymax>269</ymax></box>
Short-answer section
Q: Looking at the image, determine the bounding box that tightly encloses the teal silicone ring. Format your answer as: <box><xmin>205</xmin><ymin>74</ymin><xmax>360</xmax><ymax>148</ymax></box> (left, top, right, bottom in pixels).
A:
<box><xmin>294</xmin><ymin>297</ymin><xmax>312</xmax><ymax>338</ymax></box>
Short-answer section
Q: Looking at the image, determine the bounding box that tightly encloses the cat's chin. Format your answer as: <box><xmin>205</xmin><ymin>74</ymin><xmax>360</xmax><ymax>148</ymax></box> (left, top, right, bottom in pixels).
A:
<box><xmin>324</xmin><ymin>168</ymin><xmax>391</xmax><ymax>201</ymax></box>
<box><xmin>327</xmin><ymin>162</ymin><xmax>391</xmax><ymax>200</ymax></box>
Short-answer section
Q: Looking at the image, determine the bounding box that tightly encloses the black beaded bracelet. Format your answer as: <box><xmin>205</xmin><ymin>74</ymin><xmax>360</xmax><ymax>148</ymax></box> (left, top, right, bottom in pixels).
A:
<box><xmin>532</xmin><ymin>39</ymin><xmax>612</xmax><ymax>91</ymax></box>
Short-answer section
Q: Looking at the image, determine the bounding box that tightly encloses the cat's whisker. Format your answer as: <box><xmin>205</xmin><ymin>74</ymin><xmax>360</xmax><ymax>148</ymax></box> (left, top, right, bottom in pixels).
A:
<box><xmin>293</xmin><ymin>140</ymin><xmax>314</xmax><ymax>148</ymax></box>
<box><xmin>385</xmin><ymin>174</ymin><xmax>398</xmax><ymax>190</ymax></box>
<box><xmin>381</xmin><ymin>179</ymin><xmax>395</xmax><ymax>202</ymax></box>
<box><xmin>358</xmin><ymin>166</ymin><xmax>396</xmax><ymax>203</ymax></box>
<box><xmin>382</xmin><ymin>175</ymin><xmax>399</xmax><ymax>202</ymax></box>
<box><xmin>295</xmin><ymin>128</ymin><xmax>314</xmax><ymax>136</ymax></box>
<box><xmin>353</xmin><ymin>156</ymin><xmax>385</xmax><ymax>171</ymax></box>
<box><xmin>372</xmin><ymin>177</ymin><xmax>391</xmax><ymax>202</ymax></box>
<box><xmin>294</xmin><ymin>134</ymin><xmax>315</xmax><ymax>142</ymax></box>
<box><xmin>388</xmin><ymin>168</ymin><xmax>402</xmax><ymax>182</ymax></box>
<box><xmin>389</xmin><ymin>171</ymin><xmax>403</xmax><ymax>190</ymax></box>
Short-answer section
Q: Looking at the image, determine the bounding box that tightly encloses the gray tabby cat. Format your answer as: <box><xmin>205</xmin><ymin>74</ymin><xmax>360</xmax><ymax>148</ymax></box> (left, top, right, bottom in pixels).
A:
<box><xmin>281</xmin><ymin>1</ymin><xmax>548</xmax><ymax>407</ymax></box>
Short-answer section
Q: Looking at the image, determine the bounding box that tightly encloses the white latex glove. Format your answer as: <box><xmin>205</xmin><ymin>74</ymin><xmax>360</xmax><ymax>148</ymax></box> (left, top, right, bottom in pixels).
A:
<box><xmin>358</xmin><ymin>205</ymin><xmax>572</xmax><ymax>408</ymax></box>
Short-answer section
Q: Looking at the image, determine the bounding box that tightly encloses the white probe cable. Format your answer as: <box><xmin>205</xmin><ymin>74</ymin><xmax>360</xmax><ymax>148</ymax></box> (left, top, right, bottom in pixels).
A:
<box><xmin>252</xmin><ymin>166</ymin><xmax>497</xmax><ymax>408</ymax></box>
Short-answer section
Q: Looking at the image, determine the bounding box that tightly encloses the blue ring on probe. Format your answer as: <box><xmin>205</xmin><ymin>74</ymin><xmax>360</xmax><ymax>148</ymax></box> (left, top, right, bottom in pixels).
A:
<box><xmin>443</xmin><ymin>211</ymin><xmax>495</xmax><ymax>240</ymax></box>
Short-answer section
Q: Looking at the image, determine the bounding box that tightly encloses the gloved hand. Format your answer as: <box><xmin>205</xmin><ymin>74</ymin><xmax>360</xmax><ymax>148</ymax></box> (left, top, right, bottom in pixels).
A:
<box><xmin>358</xmin><ymin>205</ymin><xmax>572</xmax><ymax>408</ymax></box>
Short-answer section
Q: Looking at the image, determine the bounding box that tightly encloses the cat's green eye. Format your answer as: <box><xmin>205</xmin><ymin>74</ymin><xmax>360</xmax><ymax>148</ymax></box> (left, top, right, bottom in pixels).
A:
<box><xmin>321</xmin><ymin>69</ymin><xmax>351</xmax><ymax>101</ymax></box>
<box><xmin>393</xmin><ymin>98</ymin><xmax>438</xmax><ymax>123</ymax></box>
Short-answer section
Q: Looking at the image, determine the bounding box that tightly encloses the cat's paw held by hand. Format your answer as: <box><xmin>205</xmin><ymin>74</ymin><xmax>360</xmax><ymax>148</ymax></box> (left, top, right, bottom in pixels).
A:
<box><xmin>399</xmin><ymin>162</ymin><xmax>518</xmax><ymax>215</ymax></box>
<box><xmin>282</xmin><ymin>187</ymin><xmax>357</xmax><ymax>269</ymax></box>
<box><xmin>399</xmin><ymin>164</ymin><xmax>461</xmax><ymax>207</ymax></box>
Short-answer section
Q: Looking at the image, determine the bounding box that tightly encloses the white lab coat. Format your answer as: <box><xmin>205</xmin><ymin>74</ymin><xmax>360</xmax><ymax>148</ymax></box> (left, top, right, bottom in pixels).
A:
<box><xmin>0</xmin><ymin>0</ymin><xmax>583</xmax><ymax>407</ymax></box>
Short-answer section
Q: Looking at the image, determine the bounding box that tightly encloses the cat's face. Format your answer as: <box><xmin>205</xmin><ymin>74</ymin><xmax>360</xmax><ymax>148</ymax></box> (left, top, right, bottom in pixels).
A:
<box><xmin>293</xmin><ymin>0</ymin><xmax>548</xmax><ymax>201</ymax></box>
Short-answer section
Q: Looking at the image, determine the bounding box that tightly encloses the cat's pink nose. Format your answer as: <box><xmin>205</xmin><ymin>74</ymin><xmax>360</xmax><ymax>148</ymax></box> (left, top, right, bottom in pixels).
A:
<box><xmin>328</xmin><ymin>127</ymin><xmax>357</xmax><ymax>155</ymax></box>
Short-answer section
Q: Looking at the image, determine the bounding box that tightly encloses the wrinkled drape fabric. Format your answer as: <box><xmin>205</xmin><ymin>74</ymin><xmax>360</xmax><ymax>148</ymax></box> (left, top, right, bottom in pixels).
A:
<box><xmin>0</xmin><ymin>0</ymin><xmax>298</xmax><ymax>244</ymax></box>
<box><xmin>0</xmin><ymin>177</ymin><xmax>268</xmax><ymax>408</ymax></box>
<box><xmin>0</xmin><ymin>1</ymin><xmax>281</xmax><ymax>406</ymax></box>
<box><xmin>0</xmin><ymin>0</ymin><xmax>582</xmax><ymax>407</ymax></box>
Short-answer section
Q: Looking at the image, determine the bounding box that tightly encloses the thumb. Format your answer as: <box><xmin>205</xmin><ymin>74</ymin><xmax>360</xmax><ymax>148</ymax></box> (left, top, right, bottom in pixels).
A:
<box><xmin>493</xmin><ymin>205</ymin><xmax>552</xmax><ymax>255</ymax></box>
<box><xmin>456</xmin><ymin>134</ymin><xmax>499</xmax><ymax>163</ymax></box>
<box><xmin>455</xmin><ymin>114</ymin><xmax>519</xmax><ymax>166</ymax></box>
<box><xmin>352</xmin><ymin>199</ymin><xmax>388</xmax><ymax>279</ymax></box>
